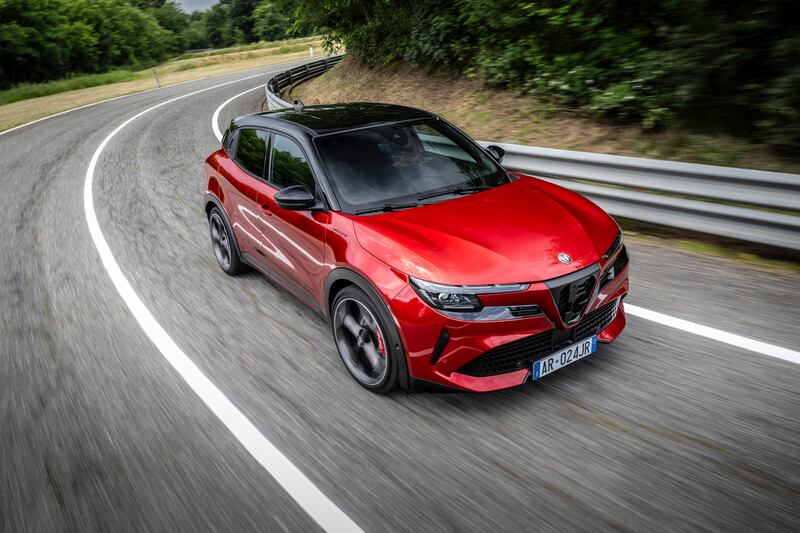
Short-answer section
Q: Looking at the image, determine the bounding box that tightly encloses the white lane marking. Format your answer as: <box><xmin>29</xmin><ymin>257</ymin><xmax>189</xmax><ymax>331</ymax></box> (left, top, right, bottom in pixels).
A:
<box><xmin>626</xmin><ymin>304</ymin><xmax>800</xmax><ymax>365</ymax></box>
<box><xmin>0</xmin><ymin>92</ymin><xmax>153</xmax><ymax>138</ymax></box>
<box><xmin>212</xmin><ymin>85</ymin><xmax>265</xmax><ymax>142</ymax></box>
<box><xmin>212</xmin><ymin>80</ymin><xmax>800</xmax><ymax>369</ymax></box>
<box><xmin>0</xmin><ymin>59</ymin><xmax>306</xmax><ymax>138</ymax></box>
<box><xmin>84</xmin><ymin>73</ymin><xmax>363</xmax><ymax>533</ymax></box>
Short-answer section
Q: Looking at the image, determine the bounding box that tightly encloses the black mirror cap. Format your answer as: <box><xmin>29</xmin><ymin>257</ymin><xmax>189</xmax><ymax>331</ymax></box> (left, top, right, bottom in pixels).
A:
<box><xmin>486</xmin><ymin>145</ymin><xmax>505</xmax><ymax>163</ymax></box>
<box><xmin>274</xmin><ymin>185</ymin><xmax>318</xmax><ymax>211</ymax></box>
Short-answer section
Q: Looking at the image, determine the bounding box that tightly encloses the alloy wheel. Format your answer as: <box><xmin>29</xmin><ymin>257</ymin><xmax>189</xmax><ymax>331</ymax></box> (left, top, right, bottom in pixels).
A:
<box><xmin>209</xmin><ymin>212</ymin><xmax>231</xmax><ymax>270</ymax></box>
<box><xmin>332</xmin><ymin>297</ymin><xmax>388</xmax><ymax>386</ymax></box>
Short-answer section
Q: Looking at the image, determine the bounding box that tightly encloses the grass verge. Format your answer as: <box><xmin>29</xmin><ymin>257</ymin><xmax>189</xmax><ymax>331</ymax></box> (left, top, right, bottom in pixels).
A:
<box><xmin>176</xmin><ymin>36</ymin><xmax>320</xmax><ymax>60</ymax></box>
<box><xmin>0</xmin><ymin>71</ymin><xmax>140</xmax><ymax>106</ymax></box>
<box><xmin>0</xmin><ymin>37</ymin><xmax>323</xmax><ymax>132</ymax></box>
<box><xmin>618</xmin><ymin>218</ymin><xmax>800</xmax><ymax>275</ymax></box>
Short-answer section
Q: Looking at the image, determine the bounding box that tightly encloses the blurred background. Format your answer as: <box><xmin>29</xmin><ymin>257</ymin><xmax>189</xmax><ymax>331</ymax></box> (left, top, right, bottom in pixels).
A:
<box><xmin>2</xmin><ymin>0</ymin><xmax>799</xmax><ymax>168</ymax></box>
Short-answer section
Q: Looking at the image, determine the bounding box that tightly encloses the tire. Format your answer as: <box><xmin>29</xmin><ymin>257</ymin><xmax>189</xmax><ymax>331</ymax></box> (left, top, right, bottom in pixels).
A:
<box><xmin>331</xmin><ymin>285</ymin><xmax>402</xmax><ymax>393</ymax></box>
<box><xmin>208</xmin><ymin>207</ymin><xmax>245</xmax><ymax>275</ymax></box>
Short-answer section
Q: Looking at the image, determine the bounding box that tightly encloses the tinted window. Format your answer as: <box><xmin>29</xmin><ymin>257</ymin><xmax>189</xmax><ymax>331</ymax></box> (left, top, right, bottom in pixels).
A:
<box><xmin>270</xmin><ymin>134</ymin><xmax>315</xmax><ymax>190</ymax></box>
<box><xmin>315</xmin><ymin>118</ymin><xmax>509</xmax><ymax>213</ymax></box>
<box><xmin>234</xmin><ymin>128</ymin><xmax>268</xmax><ymax>177</ymax></box>
<box><xmin>222</xmin><ymin>128</ymin><xmax>234</xmax><ymax>152</ymax></box>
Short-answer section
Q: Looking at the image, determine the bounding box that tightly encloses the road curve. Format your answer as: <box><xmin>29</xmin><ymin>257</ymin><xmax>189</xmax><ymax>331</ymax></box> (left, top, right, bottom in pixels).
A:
<box><xmin>1</xmin><ymin>59</ymin><xmax>799</xmax><ymax>532</ymax></box>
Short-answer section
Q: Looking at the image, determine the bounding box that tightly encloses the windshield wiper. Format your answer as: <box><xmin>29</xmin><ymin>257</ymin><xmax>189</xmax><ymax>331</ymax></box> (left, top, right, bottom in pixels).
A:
<box><xmin>353</xmin><ymin>202</ymin><xmax>419</xmax><ymax>215</ymax></box>
<box><xmin>417</xmin><ymin>185</ymin><xmax>492</xmax><ymax>201</ymax></box>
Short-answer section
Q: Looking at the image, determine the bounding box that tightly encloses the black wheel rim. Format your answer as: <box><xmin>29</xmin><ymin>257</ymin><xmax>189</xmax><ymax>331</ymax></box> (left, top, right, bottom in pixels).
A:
<box><xmin>333</xmin><ymin>298</ymin><xmax>388</xmax><ymax>386</ymax></box>
<box><xmin>209</xmin><ymin>212</ymin><xmax>231</xmax><ymax>270</ymax></box>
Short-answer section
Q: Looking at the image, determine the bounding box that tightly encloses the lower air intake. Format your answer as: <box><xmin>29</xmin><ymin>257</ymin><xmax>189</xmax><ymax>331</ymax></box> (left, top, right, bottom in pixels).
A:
<box><xmin>457</xmin><ymin>299</ymin><xmax>618</xmax><ymax>377</ymax></box>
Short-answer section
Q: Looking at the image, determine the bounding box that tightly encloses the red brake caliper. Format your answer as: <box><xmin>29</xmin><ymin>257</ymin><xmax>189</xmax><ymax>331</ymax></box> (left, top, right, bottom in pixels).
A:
<box><xmin>373</xmin><ymin>322</ymin><xmax>386</xmax><ymax>356</ymax></box>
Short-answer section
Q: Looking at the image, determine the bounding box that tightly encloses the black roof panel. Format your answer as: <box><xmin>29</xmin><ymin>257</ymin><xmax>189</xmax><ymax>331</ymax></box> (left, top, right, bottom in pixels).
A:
<box><xmin>237</xmin><ymin>102</ymin><xmax>434</xmax><ymax>135</ymax></box>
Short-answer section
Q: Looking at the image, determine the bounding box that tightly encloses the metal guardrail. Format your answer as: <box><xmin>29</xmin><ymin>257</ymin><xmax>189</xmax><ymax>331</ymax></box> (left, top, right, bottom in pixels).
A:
<box><xmin>482</xmin><ymin>143</ymin><xmax>800</xmax><ymax>250</ymax></box>
<box><xmin>266</xmin><ymin>54</ymin><xmax>344</xmax><ymax>110</ymax></box>
<box><xmin>265</xmin><ymin>59</ymin><xmax>800</xmax><ymax>251</ymax></box>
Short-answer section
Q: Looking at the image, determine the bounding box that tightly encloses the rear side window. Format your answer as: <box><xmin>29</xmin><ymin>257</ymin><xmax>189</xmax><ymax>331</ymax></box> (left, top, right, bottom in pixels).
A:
<box><xmin>234</xmin><ymin>128</ymin><xmax>269</xmax><ymax>178</ymax></box>
<box><xmin>270</xmin><ymin>134</ymin><xmax>315</xmax><ymax>190</ymax></box>
<box><xmin>222</xmin><ymin>128</ymin><xmax>234</xmax><ymax>152</ymax></box>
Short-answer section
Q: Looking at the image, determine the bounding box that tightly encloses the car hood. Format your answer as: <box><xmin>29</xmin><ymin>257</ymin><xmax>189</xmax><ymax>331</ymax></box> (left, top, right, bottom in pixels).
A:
<box><xmin>350</xmin><ymin>176</ymin><xmax>619</xmax><ymax>285</ymax></box>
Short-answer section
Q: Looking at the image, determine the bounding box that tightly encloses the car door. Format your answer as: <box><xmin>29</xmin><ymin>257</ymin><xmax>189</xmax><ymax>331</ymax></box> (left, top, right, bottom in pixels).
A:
<box><xmin>257</xmin><ymin>133</ymin><xmax>327</xmax><ymax>301</ymax></box>
<box><xmin>219</xmin><ymin>127</ymin><xmax>270</xmax><ymax>257</ymax></box>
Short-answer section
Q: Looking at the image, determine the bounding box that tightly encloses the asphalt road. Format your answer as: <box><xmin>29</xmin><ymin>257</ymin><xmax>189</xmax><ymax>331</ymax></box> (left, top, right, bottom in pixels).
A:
<box><xmin>1</xmin><ymin>60</ymin><xmax>799</xmax><ymax>532</ymax></box>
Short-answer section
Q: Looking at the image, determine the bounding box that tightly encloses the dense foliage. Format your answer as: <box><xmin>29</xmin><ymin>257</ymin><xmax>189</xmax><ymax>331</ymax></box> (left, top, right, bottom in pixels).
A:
<box><xmin>0</xmin><ymin>0</ymin><xmax>303</xmax><ymax>89</ymax></box>
<box><xmin>293</xmin><ymin>0</ymin><xmax>800</xmax><ymax>151</ymax></box>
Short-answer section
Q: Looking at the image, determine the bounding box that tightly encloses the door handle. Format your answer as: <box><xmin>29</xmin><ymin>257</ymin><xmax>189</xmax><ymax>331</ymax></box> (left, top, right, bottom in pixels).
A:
<box><xmin>260</xmin><ymin>203</ymin><xmax>273</xmax><ymax>216</ymax></box>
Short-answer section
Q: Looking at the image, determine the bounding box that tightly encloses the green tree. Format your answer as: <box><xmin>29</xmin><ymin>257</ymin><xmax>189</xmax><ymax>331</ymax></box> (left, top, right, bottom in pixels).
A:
<box><xmin>182</xmin><ymin>16</ymin><xmax>210</xmax><ymax>50</ymax></box>
<box><xmin>291</xmin><ymin>0</ymin><xmax>800</xmax><ymax>151</ymax></box>
<box><xmin>0</xmin><ymin>0</ymin><xmax>176</xmax><ymax>88</ymax></box>
<box><xmin>203</xmin><ymin>3</ymin><xmax>237</xmax><ymax>47</ymax></box>
<box><xmin>0</xmin><ymin>0</ymin><xmax>307</xmax><ymax>90</ymax></box>
<box><xmin>253</xmin><ymin>1</ymin><xmax>290</xmax><ymax>41</ymax></box>
<box><xmin>219</xmin><ymin>0</ymin><xmax>259</xmax><ymax>42</ymax></box>
<box><xmin>0</xmin><ymin>0</ymin><xmax>97</xmax><ymax>85</ymax></box>
<box><xmin>148</xmin><ymin>1</ymin><xmax>189</xmax><ymax>35</ymax></box>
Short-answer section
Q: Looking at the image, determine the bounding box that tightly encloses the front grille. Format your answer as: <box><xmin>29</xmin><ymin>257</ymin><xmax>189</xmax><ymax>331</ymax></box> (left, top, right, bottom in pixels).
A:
<box><xmin>546</xmin><ymin>265</ymin><xmax>599</xmax><ymax>325</ymax></box>
<box><xmin>457</xmin><ymin>299</ymin><xmax>619</xmax><ymax>377</ymax></box>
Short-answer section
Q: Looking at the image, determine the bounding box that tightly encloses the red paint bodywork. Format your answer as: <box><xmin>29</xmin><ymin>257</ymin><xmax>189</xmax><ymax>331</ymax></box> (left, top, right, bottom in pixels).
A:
<box><xmin>206</xmin><ymin>151</ymin><xmax>629</xmax><ymax>392</ymax></box>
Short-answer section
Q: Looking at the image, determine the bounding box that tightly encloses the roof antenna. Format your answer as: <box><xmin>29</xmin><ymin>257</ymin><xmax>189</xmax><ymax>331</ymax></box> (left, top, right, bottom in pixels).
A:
<box><xmin>293</xmin><ymin>99</ymin><xmax>304</xmax><ymax>111</ymax></box>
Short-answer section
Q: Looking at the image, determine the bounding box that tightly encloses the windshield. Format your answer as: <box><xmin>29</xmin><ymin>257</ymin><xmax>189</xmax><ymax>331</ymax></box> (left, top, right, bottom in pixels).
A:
<box><xmin>314</xmin><ymin>118</ymin><xmax>511</xmax><ymax>214</ymax></box>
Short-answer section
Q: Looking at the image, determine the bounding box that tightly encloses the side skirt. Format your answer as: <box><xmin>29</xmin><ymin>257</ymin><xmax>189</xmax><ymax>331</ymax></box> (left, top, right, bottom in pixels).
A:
<box><xmin>241</xmin><ymin>252</ymin><xmax>324</xmax><ymax>317</ymax></box>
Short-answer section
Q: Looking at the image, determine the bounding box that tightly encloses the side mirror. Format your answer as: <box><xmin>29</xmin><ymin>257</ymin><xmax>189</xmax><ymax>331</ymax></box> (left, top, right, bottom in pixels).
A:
<box><xmin>486</xmin><ymin>145</ymin><xmax>505</xmax><ymax>163</ymax></box>
<box><xmin>274</xmin><ymin>185</ymin><xmax>318</xmax><ymax>211</ymax></box>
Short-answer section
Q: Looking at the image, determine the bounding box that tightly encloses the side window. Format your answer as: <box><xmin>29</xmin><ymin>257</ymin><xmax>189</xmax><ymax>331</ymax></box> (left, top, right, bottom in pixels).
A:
<box><xmin>270</xmin><ymin>134</ymin><xmax>315</xmax><ymax>190</ymax></box>
<box><xmin>234</xmin><ymin>128</ymin><xmax>269</xmax><ymax>178</ymax></box>
<box><xmin>222</xmin><ymin>128</ymin><xmax>234</xmax><ymax>152</ymax></box>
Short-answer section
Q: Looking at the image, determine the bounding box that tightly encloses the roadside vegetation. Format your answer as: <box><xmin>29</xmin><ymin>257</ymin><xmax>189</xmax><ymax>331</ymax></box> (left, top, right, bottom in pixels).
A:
<box><xmin>0</xmin><ymin>37</ymin><xmax>321</xmax><ymax>108</ymax></box>
<box><xmin>0</xmin><ymin>40</ymin><xmax>320</xmax><ymax>132</ymax></box>
<box><xmin>0</xmin><ymin>0</ymin><xmax>307</xmax><ymax>92</ymax></box>
<box><xmin>176</xmin><ymin>36</ymin><xmax>319</xmax><ymax>60</ymax></box>
<box><xmin>0</xmin><ymin>72</ymin><xmax>141</xmax><ymax>107</ymax></box>
<box><xmin>293</xmin><ymin>59</ymin><xmax>800</xmax><ymax>174</ymax></box>
<box><xmin>292</xmin><ymin>0</ymin><xmax>799</xmax><ymax>160</ymax></box>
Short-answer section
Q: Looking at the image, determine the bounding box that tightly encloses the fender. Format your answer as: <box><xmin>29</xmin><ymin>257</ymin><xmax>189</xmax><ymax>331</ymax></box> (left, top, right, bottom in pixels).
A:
<box><xmin>325</xmin><ymin>267</ymin><xmax>412</xmax><ymax>391</ymax></box>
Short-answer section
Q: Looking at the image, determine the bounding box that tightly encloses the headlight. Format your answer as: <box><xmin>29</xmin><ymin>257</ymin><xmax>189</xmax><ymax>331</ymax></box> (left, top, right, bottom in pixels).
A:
<box><xmin>602</xmin><ymin>230</ymin><xmax>623</xmax><ymax>259</ymax></box>
<box><xmin>410</xmin><ymin>277</ymin><xmax>529</xmax><ymax>311</ymax></box>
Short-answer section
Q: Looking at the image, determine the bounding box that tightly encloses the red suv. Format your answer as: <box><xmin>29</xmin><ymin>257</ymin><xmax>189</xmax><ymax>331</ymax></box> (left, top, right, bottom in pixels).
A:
<box><xmin>204</xmin><ymin>103</ymin><xmax>628</xmax><ymax>393</ymax></box>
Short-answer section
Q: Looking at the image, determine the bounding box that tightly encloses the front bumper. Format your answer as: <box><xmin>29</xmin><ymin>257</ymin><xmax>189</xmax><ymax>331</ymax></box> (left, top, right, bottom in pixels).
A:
<box><xmin>389</xmin><ymin>261</ymin><xmax>629</xmax><ymax>393</ymax></box>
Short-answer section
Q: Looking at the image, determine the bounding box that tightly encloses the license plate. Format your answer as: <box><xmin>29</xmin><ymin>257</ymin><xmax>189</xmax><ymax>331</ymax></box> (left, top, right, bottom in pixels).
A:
<box><xmin>532</xmin><ymin>336</ymin><xmax>597</xmax><ymax>381</ymax></box>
